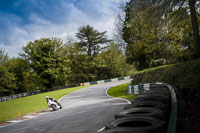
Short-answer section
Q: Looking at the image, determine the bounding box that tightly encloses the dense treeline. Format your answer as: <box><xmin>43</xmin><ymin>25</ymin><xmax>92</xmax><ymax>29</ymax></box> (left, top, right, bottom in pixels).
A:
<box><xmin>0</xmin><ymin>25</ymin><xmax>133</xmax><ymax>96</ymax></box>
<box><xmin>1</xmin><ymin>0</ymin><xmax>199</xmax><ymax>96</ymax></box>
<box><xmin>115</xmin><ymin>0</ymin><xmax>200</xmax><ymax>70</ymax></box>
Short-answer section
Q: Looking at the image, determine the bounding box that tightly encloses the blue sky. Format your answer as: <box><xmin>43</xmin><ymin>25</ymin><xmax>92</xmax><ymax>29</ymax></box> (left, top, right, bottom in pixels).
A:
<box><xmin>0</xmin><ymin>0</ymin><xmax>126</xmax><ymax>57</ymax></box>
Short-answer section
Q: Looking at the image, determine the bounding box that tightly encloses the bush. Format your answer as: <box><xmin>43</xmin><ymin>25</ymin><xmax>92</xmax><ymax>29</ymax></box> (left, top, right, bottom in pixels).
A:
<box><xmin>132</xmin><ymin>59</ymin><xmax>200</xmax><ymax>103</ymax></box>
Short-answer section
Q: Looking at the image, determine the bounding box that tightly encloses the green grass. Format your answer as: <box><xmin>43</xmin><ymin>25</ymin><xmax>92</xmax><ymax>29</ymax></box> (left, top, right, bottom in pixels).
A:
<box><xmin>134</xmin><ymin>64</ymin><xmax>175</xmax><ymax>74</ymax></box>
<box><xmin>0</xmin><ymin>86</ymin><xmax>86</xmax><ymax>123</ymax></box>
<box><xmin>132</xmin><ymin>58</ymin><xmax>200</xmax><ymax>103</ymax></box>
<box><xmin>107</xmin><ymin>82</ymin><xmax>137</xmax><ymax>100</ymax></box>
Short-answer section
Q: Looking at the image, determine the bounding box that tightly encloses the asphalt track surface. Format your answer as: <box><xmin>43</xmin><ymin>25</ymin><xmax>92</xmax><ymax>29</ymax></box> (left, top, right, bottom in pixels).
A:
<box><xmin>0</xmin><ymin>80</ymin><xmax>131</xmax><ymax>133</ymax></box>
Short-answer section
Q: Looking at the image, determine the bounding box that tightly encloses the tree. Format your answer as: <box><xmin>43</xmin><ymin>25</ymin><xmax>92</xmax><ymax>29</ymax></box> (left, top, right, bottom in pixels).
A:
<box><xmin>20</xmin><ymin>38</ymin><xmax>68</xmax><ymax>89</ymax></box>
<box><xmin>76</xmin><ymin>25</ymin><xmax>110</xmax><ymax>56</ymax></box>
<box><xmin>0</xmin><ymin>62</ymin><xmax>16</xmax><ymax>96</ymax></box>
<box><xmin>0</xmin><ymin>58</ymin><xmax>41</xmax><ymax>96</ymax></box>
<box><xmin>135</xmin><ymin>0</ymin><xmax>200</xmax><ymax>58</ymax></box>
<box><xmin>0</xmin><ymin>48</ymin><xmax>8</xmax><ymax>64</ymax></box>
<box><xmin>122</xmin><ymin>2</ymin><xmax>166</xmax><ymax>69</ymax></box>
<box><xmin>63</xmin><ymin>41</ymin><xmax>133</xmax><ymax>83</ymax></box>
<box><xmin>63</xmin><ymin>41</ymin><xmax>88</xmax><ymax>84</ymax></box>
<box><xmin>188</xmin><ymin>0</ymin><xmax>200</xmax><ymax>58</ymax></box>
<box><xmin>99</xmin><ymin>43</ymin><xmax>133</xmax><ymax>78</ymax></box>
<box><xmin>163</xmin><ymin>7</ymin><xmax>195</xmax><ymax>62</ymax></box>
<box><xmin>113</xmin><ymin>2</ymin><xmax>127</xmax><ymax>53</ymax></box>
<box><xmin>121</xmin><ymin>0</ymin><xmax>199</xmax><ymax>69</ymax></box>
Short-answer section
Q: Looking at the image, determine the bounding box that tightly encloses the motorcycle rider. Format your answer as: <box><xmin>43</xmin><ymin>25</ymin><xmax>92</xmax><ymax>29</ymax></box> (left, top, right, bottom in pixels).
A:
<box><xmin>46</xmin><ymin>96</ymin><xmax>62</xmax><ymax>109</ymax></box>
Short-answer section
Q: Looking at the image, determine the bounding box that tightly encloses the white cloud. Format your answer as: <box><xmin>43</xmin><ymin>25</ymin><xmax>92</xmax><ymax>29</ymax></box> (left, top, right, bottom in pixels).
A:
<box><xmin>0</xmin><ymin>0</ymin><xmax>127</xmax><ymax>57</ymax></box>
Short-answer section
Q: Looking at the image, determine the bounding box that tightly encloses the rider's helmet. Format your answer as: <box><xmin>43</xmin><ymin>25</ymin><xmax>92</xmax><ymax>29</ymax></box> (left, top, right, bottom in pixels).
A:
<box><xmin>46</xmin><ymin>96</ymin><xmax>49</xmax><ymax>102</ymax></box>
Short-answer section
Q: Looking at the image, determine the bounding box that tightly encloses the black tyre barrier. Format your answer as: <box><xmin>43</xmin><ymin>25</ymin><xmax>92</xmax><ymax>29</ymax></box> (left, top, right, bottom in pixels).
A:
<box><xmin>176</xmin><ymin>92</ymin><xmax>183</xmax><ymax>100</ymax></box>
<box><xmin>99</xmin><ymin>128</ymin><xmax>148</xmax><ymax>133</ymax></box>
<box><xmin>176</xmin><ymin>118</ymin><xmax>188</xmax><ymax>133</ymax></box>
<box><xmin>132</xmin><ymin>95</ymin><xmax>170</xmax><ymax>105</ymax></box>
<box><xmin>105</xmin><ymin>116</ymin><xmax>166</xmax><ymax>133</ymax></box>
<box><xmin>177</xmin><ymin>100</ymin><xmax>186</xmax><ymax>118</ymax></box>
<box><xmin>114</xmin><ymin>107</ymin><xmax>165</xmax><ymax>121</ymax></box>
<box><xmin>176</xmin><ymin>99</ymin><xmax>188</xmax><ymax>133</ymax></box>
<box><xmin>150</xmin><ymin>84</ymin><xmax>169</xmax><ymax>90</ymax></box>
<box><xmin>143</xmin><ymin>90</ymin><xmax>170</xmax><ymax>96</ymax></box>
<box><xmin>147</xmin><ymin>88</ymin><xmax>170</xmax><ymax>93</ymax></box>
<box><xmin>99</xmin><ymin>83</ymin><xmax>187</xmax><ymax>133</ymax></box>
<box><xmin>138</xmin><ymin>94</ymin><xmax>170</xmax><ymax>102</ymax></box>
<box><xmin>124</xmin><ymin>101</ymin><xmax>169</xmax><ymax>115</ymax></box>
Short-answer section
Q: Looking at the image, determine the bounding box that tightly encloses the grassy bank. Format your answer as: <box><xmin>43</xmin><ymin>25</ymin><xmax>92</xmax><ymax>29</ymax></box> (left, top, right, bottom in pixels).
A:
<box><xmin>107</xmin><ymin>82</ymin><xmax>137</xmax><ymax>100</ymax></box>
<box><xmin>132</xmin><ymin>58</ymin><xmax>200</xmax><ymax>103</ymax></box>
<box><xmin>131</xmin><ymin>58</ymin><xmax>200</xmax><ymax>132</ymax></box>
<box><xmin>0</xmin><ymin>86</ymin><xmax>86</xmax><ymax>123</ymax></box>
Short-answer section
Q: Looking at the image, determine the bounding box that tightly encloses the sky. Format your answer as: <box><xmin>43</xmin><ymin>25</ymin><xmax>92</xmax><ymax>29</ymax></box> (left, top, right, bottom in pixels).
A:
<box><xmin>0</xmin><ymin>0</ymin><xmax>126</xmax><ymax>57</ymax></box>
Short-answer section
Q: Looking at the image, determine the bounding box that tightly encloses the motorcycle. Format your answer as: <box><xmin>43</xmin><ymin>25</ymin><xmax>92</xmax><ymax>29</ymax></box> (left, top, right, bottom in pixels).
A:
<box><xmin>46</xmin><ymin>96</ymin><xmax>62</xmax><ymax>111</ymax></box>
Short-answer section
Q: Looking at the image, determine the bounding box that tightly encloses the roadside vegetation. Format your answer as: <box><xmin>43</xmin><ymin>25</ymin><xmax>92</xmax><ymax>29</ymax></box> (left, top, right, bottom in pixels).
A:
<box><xmin>107</xmin><ymin>82</ymin><xmax>137</xmax><ymax>100</ymax></box>
<box><xmin>0</xmin><ymin>26</ymin><xmax>134</xmax><ymax>97</ymax></box>
<box><xmin>1</xmin><ymin>1</ymin><xmax>199</xmax><ymax>97</ymax></box>
<box><xmin>132</xmin><ymin>58</ymin><xmax>200</xmax><ymax>103</ymax></box>
<box><xmin>109</xmin><ymin>58</ymin><xmax>200</xmax><ymax>132</ymax></box>
<box><xmin>132</xmin><ymin>58</ymin><xmax>200</xmax><ymax>132</ymax></box>
<box><xmin>0</xmin><ymin>86</ymin><xmax>85</xmax><ymax>123</ymax></box>
<box><xmin>109</xmin><ymin>58</ymin><xmax>200</xmax><ymax>104</ymax></box>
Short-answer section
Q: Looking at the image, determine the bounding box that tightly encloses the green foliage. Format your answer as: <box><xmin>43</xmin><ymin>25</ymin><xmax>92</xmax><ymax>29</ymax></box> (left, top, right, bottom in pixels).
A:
<box><xmin>145</xmin><ymin>0</ymin><xmax>200</xmax><ymax>58</ymax></box>
<box><xmin>63</xmin><ymin>41</ymin><xmax>134</xmax><ymax>83</ymax></box>
<box><xmin>63</xmin><ymin>42</ymin><xmax>90</xmax><ymax>83</ymax></box>
<box><xmin>132</xmin><ymin>59</ymin><xmax>200</xmax><ymax>103</ymax></box>
<box><xmin>0</xmin><ymin>86</ymin><xmax>85</xmax><ymax>123</ymax></box>
<box><xmin>99</xmin><ymin>43</ymin><xmax>134</xmax><ymax>78</ymax></box>
<box><xmin>0</xmin><ymin>58</ymin><xmax>41</xmax><ymax>96</ymax></box>
<box><xmin>107</xmin><ymin>82</ymin><xmax>137</xmax><ymax>100</ymax></box>
<box><xmin>121</xmin><ymin>0</ymin><xmax>199</xmax><ymax>69</ymax></box>
<box><xmin>162</xmin><ymin>9</ymin><xmax>194</xmax><ymax>62</ymax></box>
<box><xmin>123</xmin><ymin>6</ymin><xmax>165</xmax><ymax>69</ymax></box>
<box><xmin>20</xmin><ymin>38</ymin><xmax>68</xmax><ymax>89</ymax></box>
<box><xmin>149</xmin><ymin>60</ymin><xmax>158</xmax><ymax>68</ymax></box>
<box><xmin>0</xmin><ymin>63</ymin><xmax>16</xmax><ymax>96</ymax></box>
<box><xmin>0</xmin><ymin>27</ymin><xmax>135</xmax><ymax>96</ymax></box>
<box><xmin>76</xmin><ymin>25</ymin><xmax>110</xmax><ymax>56</ymax></box>
<box><xmin>0</xmin><ymin>48</ymin><xmax>8</xmax><ymax>64</ymax></box>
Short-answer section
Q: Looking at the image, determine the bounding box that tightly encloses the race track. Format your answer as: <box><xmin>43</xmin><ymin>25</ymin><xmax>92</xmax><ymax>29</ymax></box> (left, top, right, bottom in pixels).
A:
<box><xmin>0</xmin><ymin>80</ymin><xmax>131</xmax><ymax>133</ymax></box>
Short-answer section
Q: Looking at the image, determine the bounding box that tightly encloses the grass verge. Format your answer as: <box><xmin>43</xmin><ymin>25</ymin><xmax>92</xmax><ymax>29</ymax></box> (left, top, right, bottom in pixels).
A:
<box><xmin>131</xmin><ymin>58</ymin><xmax>200</xmax><ymax>132</ymax></box>
<box><xmin>134</xmin><ymin>64</ymin><xmax>175</xmax><ymax>75</ymax></box>
<box><xmin>107</xmin><ymin>82</ymin><xmax>137</xmax><ymax>101</ymax></box>
<box><xmin>132</xmin><ymin>58</ymin><xmax>200</xmax><ymax>102</ymax></box>
<box><xmin>0</xmin><ymin>86</ymin><xmax>86</xmax><ymax>123</ymax></box>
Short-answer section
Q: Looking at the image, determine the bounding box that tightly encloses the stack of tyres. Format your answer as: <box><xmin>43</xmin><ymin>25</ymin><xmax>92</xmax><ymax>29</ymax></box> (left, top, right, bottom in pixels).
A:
<box><xmin>176</xmin><ymin>99</ymin><xmax>187</xmax><ymax>133</ymax></box>
<box><xmin>114</xmin><ymin>108</ymin><xmax>165</xmax><ymax>121</ymax></box>
<box><xmin>103</xmin><ymin>117</ymin><xmax>166</xmax><ymax>133</ymax></box>
<box><xmin>126</xmin><ymin>85</ymin><xmax>171</xmax><ymax>120</ymax></box>
<box><xmin>150</xmin><ymin>84</ymin><xmax>169</xmax><ymax>90</ymax></box>
<box><xmin>100</xmin><ymin>84</ymin><xmax>171</xmax><ymax>133</ymax></box>
<box><xmin>124</xmin><ymin>101</ymin><xmax>170</xmax><ymax>120</ymax></box>
<box><xmin>99</xmin><ymin>128</ymin><xmax>148</xmax><ymax>133</ymax></box>
<box><xmin>128</xmin><ymin>94</ymin><xmax>171</xmax><ymax>119</ymax></box>
<box><xmin>143</xmin><ymin>88</ymin><xmax>170</xmax><ymax>96</ymax></box>
<box><xmin>133</xmin><ymin>94</ymin><xmax>170</xmax><ymax>105</ymax></box>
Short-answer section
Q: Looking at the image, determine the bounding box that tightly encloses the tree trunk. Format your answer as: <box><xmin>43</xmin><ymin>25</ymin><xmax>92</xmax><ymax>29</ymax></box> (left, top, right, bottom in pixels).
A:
<box><xmin>189</xmin><ymin>0</ymin><xmax>200</xmax><ymax>58</ymax></box>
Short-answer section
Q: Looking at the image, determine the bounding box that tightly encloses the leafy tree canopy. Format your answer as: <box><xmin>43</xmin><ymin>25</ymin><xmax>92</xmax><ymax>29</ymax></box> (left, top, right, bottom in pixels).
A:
<box><xmin>76</xmin><ymin>25</ymin><xmax>110</xmax><ymax>56</ymax></box>
<box><xmin>0</xmin><ymin>48</ymin><xmax>8</xmax><ymax>64</ymax></box>
<box><xmin>20</xmin><ymin>38</ymin><xmax>67</xmax><ymax>89</ymax></box>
